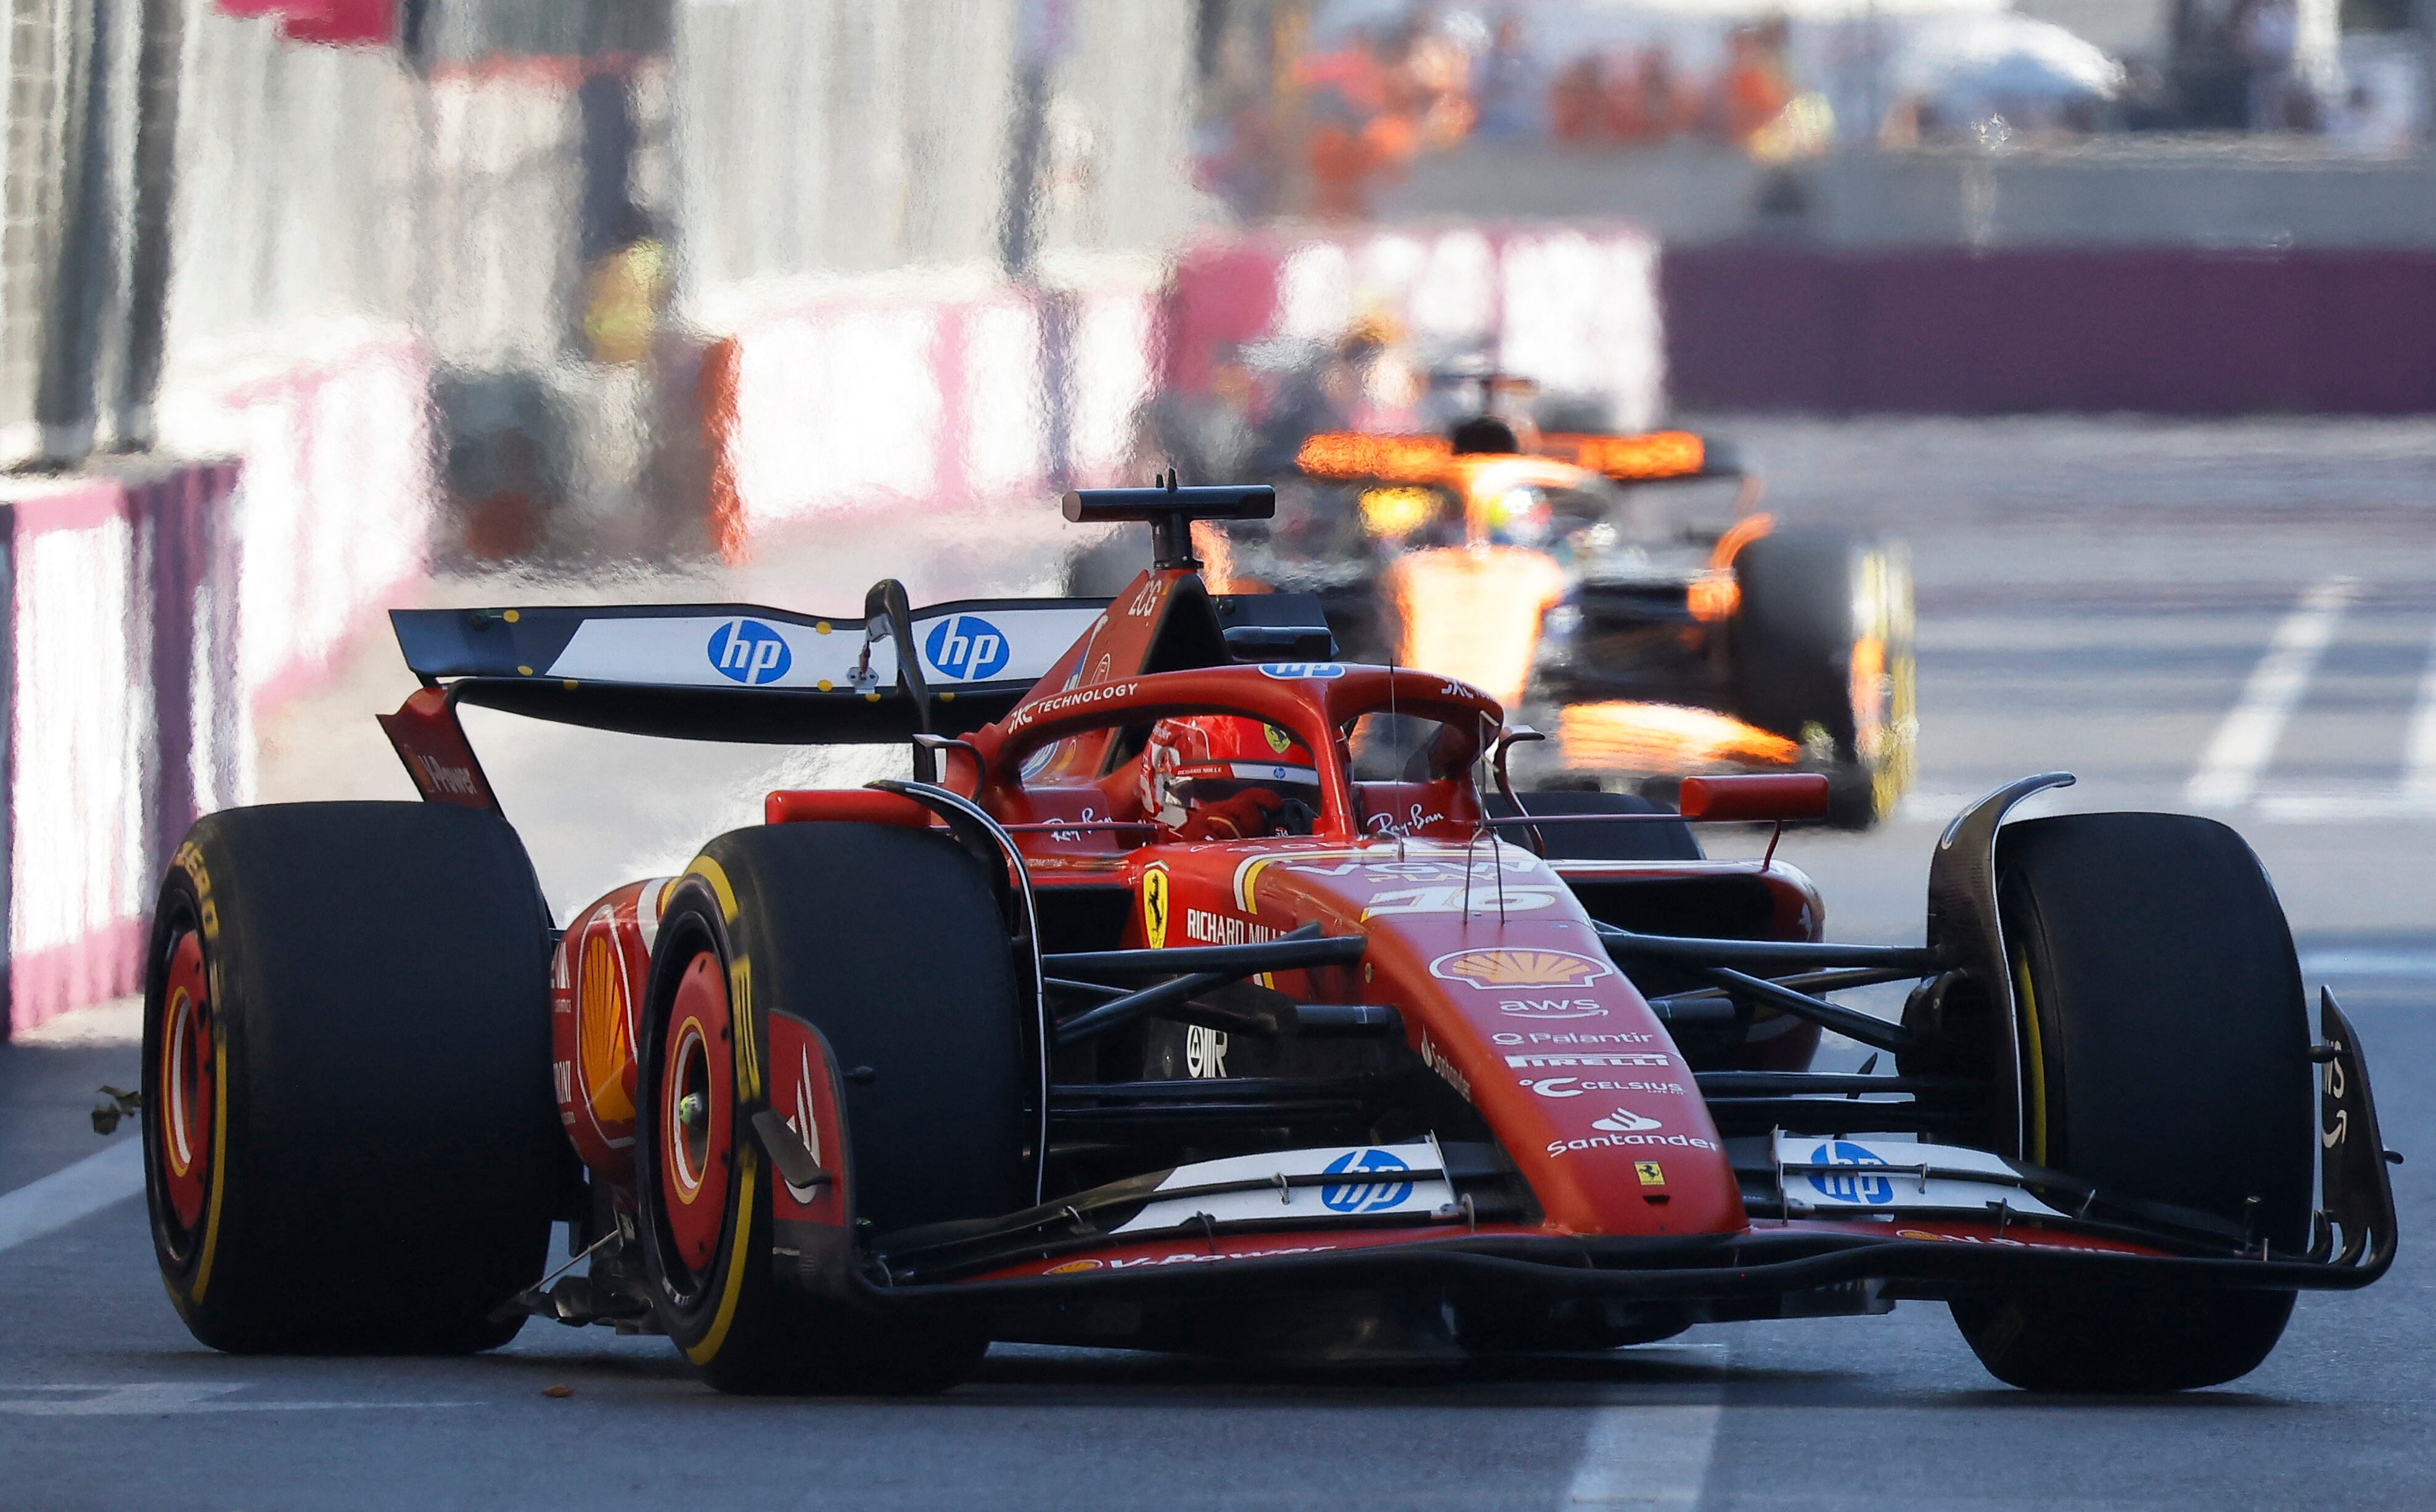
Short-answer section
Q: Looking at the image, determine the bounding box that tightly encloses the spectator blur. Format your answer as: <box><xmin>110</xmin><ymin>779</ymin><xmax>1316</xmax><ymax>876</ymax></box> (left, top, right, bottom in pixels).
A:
<box><xmin>1188</xmin><ymin>0</ymin><xmax>2428</xmax><ymax>222</ymax></box>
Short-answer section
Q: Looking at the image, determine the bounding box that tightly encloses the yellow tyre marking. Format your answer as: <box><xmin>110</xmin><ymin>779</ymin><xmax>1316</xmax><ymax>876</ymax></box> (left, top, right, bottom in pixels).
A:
<box><xmin>684</xmin><ymin>1150</ymin><xmax>758</xmax><ymax>1365</ymax></box>
<box><xmin>728</xmin><ymin>954</ymin><xmax>760</xmax><ymax>1100</ymax></box>
<box><xmin>192</xmin><ymin>1007</ymin><xmax>230</xmax><ymax>1302</ymax></box>
<box><xmin>687</xmin><ymin>855</ymin><xmax>740</xmax><ymax>923</ymax></box>
<box><xmin>2014</xmin><ymin>947</ymin><xmax>2048</xmax><ymax>1166</ymax></box>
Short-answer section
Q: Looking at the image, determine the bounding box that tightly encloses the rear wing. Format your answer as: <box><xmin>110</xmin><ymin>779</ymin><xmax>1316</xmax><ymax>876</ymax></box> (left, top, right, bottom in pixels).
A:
<box><xmin>388</xmin><ymin>582</ymin><xmax>1331</xmax><ymax>746</ymax></box>
<box><xmin>1294</xmin><ymin>429</ymin><xmax>1748</xmax><ymax>486</ymax></box>
<box><xmin>390</xmin><ymin>594</ymin><xmax>1107</xmax><ymax>743</ymax></box>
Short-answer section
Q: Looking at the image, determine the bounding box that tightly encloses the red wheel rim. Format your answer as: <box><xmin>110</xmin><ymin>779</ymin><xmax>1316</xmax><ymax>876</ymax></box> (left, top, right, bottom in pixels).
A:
<box><xmin>658</xmin><ymin>950</ymin><xmax>733</xmax><ymax>1282</ymax></box>
<box><xmin>157</xmin><ymin>930</ymin><xmax>214</xmax><ymax>1235</ymax></box>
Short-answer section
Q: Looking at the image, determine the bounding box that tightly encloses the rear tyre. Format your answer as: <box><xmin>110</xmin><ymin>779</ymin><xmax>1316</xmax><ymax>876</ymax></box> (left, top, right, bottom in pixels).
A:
<box><xmin>1949</xmin><ymin>812</ymin><xmax>2311</xmax><ymax>1392</ymax></box>
<box><xmin>634</xmin><ymin>822</ymin><xmax>1033</xmax><ymax>1394</ymax></box>
<box><xmin>1730</xmin><ymin>526</ymin><xmax>1915</xmax><ymax>829</ymax></box>
<box><xmin>142</xmin><ymin>803</ymin><xmax>560</xmax><ymax>1354</ymax></box>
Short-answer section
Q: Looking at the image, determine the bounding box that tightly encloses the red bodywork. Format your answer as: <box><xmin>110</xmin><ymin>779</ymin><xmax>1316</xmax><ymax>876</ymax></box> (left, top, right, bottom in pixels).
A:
<box><xmin>527</xmin><ymin>563</ymin><xmax>1846</xmax><ymax>1262</ymax></box>
<box><xmin>363</xmin><ymin>505</ymin><xmax>2391</xmax><ymax>1354</ymax></box>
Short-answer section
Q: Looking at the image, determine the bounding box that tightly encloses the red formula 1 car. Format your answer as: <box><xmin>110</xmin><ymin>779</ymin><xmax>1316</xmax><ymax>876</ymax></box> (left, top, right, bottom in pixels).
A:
<box><xmin>136</xmin><ymin>485</ymin><xmax>2391</xmax><ymax>1395</ymax></box>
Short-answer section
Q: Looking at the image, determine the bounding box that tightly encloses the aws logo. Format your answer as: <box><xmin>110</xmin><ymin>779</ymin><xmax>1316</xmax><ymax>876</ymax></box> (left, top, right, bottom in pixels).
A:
<box><xmin>708</xmin><ymin>619</ymin><xmax>792</xmax><ymax>684</ymax></box>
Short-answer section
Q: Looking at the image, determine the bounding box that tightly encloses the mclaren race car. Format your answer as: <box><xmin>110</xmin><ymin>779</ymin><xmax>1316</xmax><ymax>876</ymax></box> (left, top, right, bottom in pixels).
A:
<box><xmin>136</xmin><ymin>483</ymin><xmax>2387</xmax><ymax>1395</ymax></box>
<box><xmin>1077</xmin><ymin>398</ymin><xmax>1916</xmax><ymax>828</ymax></box>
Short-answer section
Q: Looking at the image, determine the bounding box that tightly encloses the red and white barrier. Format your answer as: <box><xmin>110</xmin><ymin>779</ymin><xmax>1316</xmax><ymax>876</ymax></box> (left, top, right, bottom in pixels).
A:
<box><xmin>1163</xmin><ymin>223</ymin><xmax>1667</xmax><ymax>430</ymax></box>
<box><xmin>707</xmin><ymin>271</ymin><xmax>1165</xmax><ymax>543</ymax></box>
<box><xmin>4</xmin><ymin>337</ymin><xmax>434</xmax><ymax>1036</ymax></box>
<box><xmin>3</xmin><ymin>464</ymin><xmax>248</xmax><ymax>1033</ymax></box>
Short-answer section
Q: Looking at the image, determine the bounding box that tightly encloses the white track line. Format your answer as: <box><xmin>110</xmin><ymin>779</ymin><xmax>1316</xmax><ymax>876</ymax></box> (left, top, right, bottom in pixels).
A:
<box><xmin>2406</xmin><ymin>620</ymin><xmax>2436</xmax><ymax>806</ymax></box>
<box><xmin>2254</xmin><ymin>791</ymin><xmax>2436</xmax><ymax>822</ymax></box>
<box><xmin>2302</xmin><ymin>948</ymin><xmax>2436</xmax><ymax>979</ymax></box>
<box><xmin>1565</xmin><ymin>1404</ymin><xmax>1722</xmax><ymax>1506</ymax></box>
<box><xmin>0</xmin><ymin>1140</ymin><xmax>144</xmax><ymax>1256</ymax></box>
<box><xmin>2186</xmin><ymin>576</ymin><xmax>2358</xmax><ymax>809</ymax></box>
<box><xmin>0</xmin><ymin>1384</ymin><xmax>477</xmax><ymax>1415</ymax></box>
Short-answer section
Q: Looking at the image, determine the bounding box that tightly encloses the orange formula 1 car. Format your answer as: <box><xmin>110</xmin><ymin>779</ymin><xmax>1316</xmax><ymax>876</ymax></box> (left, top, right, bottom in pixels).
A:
<box><xmin>1075</xmin><ymin>414</ymin><xmax>1916</xmax><ymax>827</ymax></box>
<box><xmin>136</xmin><ymin>485</ymin><xmax>2386</xmax><ymax>1396</ymax></box>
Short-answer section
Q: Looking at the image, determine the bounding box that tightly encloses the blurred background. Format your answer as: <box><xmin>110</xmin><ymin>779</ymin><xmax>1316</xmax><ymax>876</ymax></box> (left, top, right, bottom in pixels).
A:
<box><xmin>1</xmin><ymin>0</ymin><xmax>2432</xmax><ymax>1040</ymax></box>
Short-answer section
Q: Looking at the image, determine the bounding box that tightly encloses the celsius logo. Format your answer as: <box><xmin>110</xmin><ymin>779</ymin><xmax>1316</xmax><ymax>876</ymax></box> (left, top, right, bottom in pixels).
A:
<box><xmin>707</xmin><ymin>619</ymin><xmax>792</xmax><ymax>685</ymax></box>
<box><xmin>1319</xmin><ymin>1148</ymin><xmax>1414</xmax><ymax>1213</ymax></box>
<box><xmin>1806</xmin><ymin>1140</ymin><xmax>1895</xmax><ymax>1205</ymax></box>
<box><xmin>925</xmin><ymin>615</ymin><xmax>1010</xmax><ymax>680</ymax></box>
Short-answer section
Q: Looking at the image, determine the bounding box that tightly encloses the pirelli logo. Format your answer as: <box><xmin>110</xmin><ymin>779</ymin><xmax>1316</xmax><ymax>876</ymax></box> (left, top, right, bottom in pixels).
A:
<box><xmin>1504</xmin><ymin>1053</ymin><xmax>1673</xmax><ymax>1069</ymax></box>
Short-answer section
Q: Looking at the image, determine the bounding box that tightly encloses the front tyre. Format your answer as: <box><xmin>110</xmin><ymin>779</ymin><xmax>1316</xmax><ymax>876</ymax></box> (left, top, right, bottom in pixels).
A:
<box><xmin>1730</xmin><ymin>526</ymin><xmax>1916</xmax><ymax>828</ymax></box>
<box><xmin>143</xmin><ymin>803</ymin><xmax>562</xmax><ymax>1354</ymax></box>
<box><xmin>634</xmin><ymin>822</ymin><xmax>1032</xmax><ymax>1394</ymax></box>
<box><xmin>1950</xmin><ymin>812</ymin><xmax>2312</xmax><ymax>1392</ymax></box>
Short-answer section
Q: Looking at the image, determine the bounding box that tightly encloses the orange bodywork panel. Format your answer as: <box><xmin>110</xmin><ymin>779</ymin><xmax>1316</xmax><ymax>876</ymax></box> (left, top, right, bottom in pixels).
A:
<box><xmin>1387</xmin><ymin>546</ymin><xmax>1569</xmax><ymax>709</ymax></box>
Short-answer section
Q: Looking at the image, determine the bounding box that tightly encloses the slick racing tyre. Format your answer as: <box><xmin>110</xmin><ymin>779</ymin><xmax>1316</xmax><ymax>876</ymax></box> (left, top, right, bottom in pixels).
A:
<box><xmin>1950</xmin><ymin>813</ymin><xmax>2313</xmax><ymax>1392</ymax></box>
<box><xmin>143</xmin><ymin>803</ymin><xmax>561</xmax><ymax>1354</ymax></box>
<box><xmin>1729</xmin><ymin>526</ymin><xmax>1915</xmax><ymax>829</ymax></box>
<box><xmin>635</xmin><ymin>822</ymin><xmax>1033</xmax><ymax>1394</ymax></box>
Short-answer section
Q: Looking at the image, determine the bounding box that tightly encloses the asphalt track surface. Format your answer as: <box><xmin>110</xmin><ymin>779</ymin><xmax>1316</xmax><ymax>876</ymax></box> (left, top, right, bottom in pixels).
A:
<box><xmin>5</xmin><ymin>417</ymin><xmax>2435</xmax><ymax>1510</ymax></box>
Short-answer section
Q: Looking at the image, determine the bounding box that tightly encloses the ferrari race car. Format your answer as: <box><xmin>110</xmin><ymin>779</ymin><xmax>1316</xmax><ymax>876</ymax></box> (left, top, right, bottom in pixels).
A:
<box><xmin>1075</xmin><ymin>405</ymin><xmax>1917</xmax><ymax>828</ymax></box>
<box><xmin>136</xmin><ymin>484</ymin><xmax>2388</xmax><ymax>1395</ymax></box>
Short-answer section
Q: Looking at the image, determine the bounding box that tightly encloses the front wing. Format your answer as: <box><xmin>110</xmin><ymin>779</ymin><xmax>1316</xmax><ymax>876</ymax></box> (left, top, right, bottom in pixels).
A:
<box><xmin>847</xmin><ymin>991</ymin><xmax>2393</xmax><ymax>1322</ymax></box>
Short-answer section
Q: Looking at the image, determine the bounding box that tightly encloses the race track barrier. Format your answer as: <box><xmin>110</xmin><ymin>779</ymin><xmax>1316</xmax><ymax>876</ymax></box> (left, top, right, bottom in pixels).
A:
<box><xmin>1</xmin><ymin>465</ymin><xmax>241</xmax><ymax>1033</ymax></box>
<box><xmin>1161</xmin><ymin>223</ymin><xmax>1668</xmax><ymax>431</ymax></box>
<box><xmin>4</xmin><ymin>339</ymin><xmax>435</xmax><ymax>1036</ymax></box>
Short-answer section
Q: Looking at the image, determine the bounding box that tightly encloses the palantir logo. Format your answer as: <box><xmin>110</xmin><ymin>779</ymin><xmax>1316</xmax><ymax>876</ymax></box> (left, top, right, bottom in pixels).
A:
<box><xmin>707</xmin><ymin>618</ymin><xmax>792</xmax><ymax>685</ymax></box>
<box><xmin>1806</xmin><ymin>1140</ymin><xmax>1894</xmax><ymax>1205</ymax></box>
<box><xmin>1319</xmin><ymin>1148</ymin><xmax>1414</xmax><ymax>1213</ymax></box>
<box><xmin>925</xmin><ymin>615</ymin><xmax>1010</xmax><ymax>681</ymax></box>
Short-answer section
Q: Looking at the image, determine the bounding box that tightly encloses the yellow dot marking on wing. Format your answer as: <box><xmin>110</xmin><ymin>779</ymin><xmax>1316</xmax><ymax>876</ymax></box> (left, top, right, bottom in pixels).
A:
<box><xmin>503</xmin><ymin>609</ymin><xmax>520</xmax><ymax>623</ymax></box>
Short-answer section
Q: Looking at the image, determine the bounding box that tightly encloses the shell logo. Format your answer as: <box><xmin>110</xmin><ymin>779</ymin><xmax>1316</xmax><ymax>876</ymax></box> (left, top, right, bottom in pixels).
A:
<box><xmin>1429</xmin><ymin>947</ymin><xmax>1614</xmax><ymax>992</ymax></box>
<box><xmin>577</xmin><ymin>931</ymin><xmax>636</xmax><ymax>1122</ymax></box>
<box><xmin>1046</xmin><ymin>1258</ymin><xmax>1104</xmax><ymax>1274</ymax></box>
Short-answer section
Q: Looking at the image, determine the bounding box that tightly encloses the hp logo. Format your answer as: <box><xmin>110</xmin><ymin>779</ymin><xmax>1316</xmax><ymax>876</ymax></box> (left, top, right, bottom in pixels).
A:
<box><xmin>1805</xmin><ymin>1140</ymin><xmax>1894</xmax><ymax>1205</ymax></box>
<box><xmin>707</xmin><ymin>619</ymin><xmax>792</xmax><ymax>685</ymax></box>
<box><xmin>1319</xmin><ymin>1148</ymin><xmax>1414</xmax><ymax>1214</ymax></box>
<box><xmin>924</xmin><ymin>614</ymin><xmax>1010</xmax><ymax>681</ymax></box>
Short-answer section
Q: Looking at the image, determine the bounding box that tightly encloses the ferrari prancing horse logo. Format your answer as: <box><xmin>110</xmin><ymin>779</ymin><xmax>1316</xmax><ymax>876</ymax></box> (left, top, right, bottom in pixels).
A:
<box><xmin>1141</xmin><ymin>866</ymin><xmax>1170</xmax><ymax>950</ymax></box>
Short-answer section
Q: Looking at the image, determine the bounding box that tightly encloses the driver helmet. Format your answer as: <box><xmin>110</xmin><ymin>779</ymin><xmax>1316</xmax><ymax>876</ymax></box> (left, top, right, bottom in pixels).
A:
<box><xmin>1139</xmin><ymin>715</ymin><xmax>1321</xmax><ymax>836</ymax></box>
